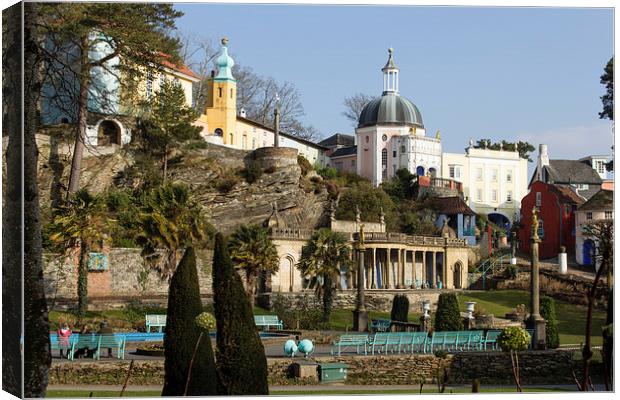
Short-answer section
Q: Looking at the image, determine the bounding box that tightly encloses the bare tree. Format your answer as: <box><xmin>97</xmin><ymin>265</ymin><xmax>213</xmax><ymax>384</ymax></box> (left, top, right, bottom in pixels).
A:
<box><xmin>579</xmin><ymin>219</ymin><xmax>613</xmax><ymax>391</ymax></box>
<box><xmin>176</xmin><ymin>33</ymin><xmax>218</xmax><ymax>113</ymax></box>
<box><xmin>342</xmin><ymin>93</ymin><xmax>374</xmax><ymax>126</ymax></box>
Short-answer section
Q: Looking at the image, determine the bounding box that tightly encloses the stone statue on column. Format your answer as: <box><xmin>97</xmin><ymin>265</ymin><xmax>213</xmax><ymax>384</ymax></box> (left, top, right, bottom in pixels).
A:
<box><xmin>353</xmin><ymin>224</ymin><xmax>368</xmax><ymax>331</ymax></box>
<box><xmin>527</xmin><ymin>207</ymin><xmax>546</xmax><ymax>349</ymax></box>
<box><xmin>355</xmin><ymin>205</ymin><xmax>361</xmax><ymax>223</ymax></box>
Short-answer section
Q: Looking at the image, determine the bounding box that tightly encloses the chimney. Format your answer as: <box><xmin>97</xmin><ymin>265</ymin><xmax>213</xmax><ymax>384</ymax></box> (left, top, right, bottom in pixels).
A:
<box><xmin>239</xmin><ymin>107</ymin><xmax>246</xmax><ymax>118</ymax></box>
<box><xmin>537</xmin><ymin>144</ymin><xmax>550</xmax><ymax>181</ymax></box>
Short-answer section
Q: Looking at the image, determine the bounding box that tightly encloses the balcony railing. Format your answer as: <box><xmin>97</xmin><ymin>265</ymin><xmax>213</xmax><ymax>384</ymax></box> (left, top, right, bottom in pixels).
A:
<box><xmin>417</xmin><ymin>176</ymin><xmax>463</xmax><ymax>193</ymax></box>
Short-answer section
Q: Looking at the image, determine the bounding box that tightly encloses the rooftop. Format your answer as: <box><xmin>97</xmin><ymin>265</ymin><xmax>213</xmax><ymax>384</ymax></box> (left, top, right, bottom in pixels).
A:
<box><xmin>330</xmin><ymin>145</ymin><xmax>357</xmax><ymax>158</ymax></box>
<box><xmin>578</xmin><ymin>189</ymin><xmax>613</xmax><ymax>212</ymax></box>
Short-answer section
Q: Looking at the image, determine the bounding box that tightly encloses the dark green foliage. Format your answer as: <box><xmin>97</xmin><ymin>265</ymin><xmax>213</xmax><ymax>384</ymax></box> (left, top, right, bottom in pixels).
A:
<box><xmin>271</xmin><ymin>293</ymin><xmax>326</xmax><ymax>330</ymax></box>
<box><xmin>297</xmin><ymin>155</ymin><xmax>313</xmax><ymax>176</ymax></box>
<box><xmin>336</xmin><ymin>181</ymin><xmax>398</xmax><ymax>229</ymax></box>
<box><xmin>474</xmin><ymin>139</ymin><xmax>535</xmax><ymax>162</ymax></box>
<box><xmin>316</xmin><ymin>166</ymin><xmax>338</xmax><ymax>179</ymax></box>
<box><xmin>540</xmin><ymin>296</ymin><xmax>559</xmax><ymax>349</ymax></box>
<box><xmin>212</xmin><ymin>233</ymin><xmax>269</xmax><ymax>395</ymax></box>
<box><xmin>400</xmin><ymin>205</ymin><xmax>438</xmax><ymax>236</ymax></box>
<box><xmin>497</xmin><ymin>326</ymin><xmax>530</xmax><ymax>352</ymax></box>
<box><xmin>381</xmin><ymin>168</ymin><xmax>416</xmax><ymax>202</ymax></box>
<box><xmin>390</xmin><ymin>295</ymin><xmax>409</xmax><ymax>322</ymax></box>
<box><xmin>505</xmin><ymin>264</ymin><xmax>519</xmax><ymax>280</ymax></box>
<box><xmin>599</xmin><ymin>57</ymin><xmax>613</xmax><ymax>121</ymax></box>
<box><xmin>242</xmin><ymin>160</ymin><xmax>263</xmax><ymax>184</ymax></box>
<box><xmin>162</xmin><ymin>248</ymin><xmax>217</xmax><ymax>396</ymax></box>
<box><xmin>434</xmin><ymin>293</ymin><xmax>463</xmax><ymax>331</ymax></box>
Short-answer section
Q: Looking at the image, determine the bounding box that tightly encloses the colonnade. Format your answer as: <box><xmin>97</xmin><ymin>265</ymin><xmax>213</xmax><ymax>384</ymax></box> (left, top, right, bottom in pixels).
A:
<box><xmin>351</xmin><ymin>246</ymin><xmax>449</xmax><ymax>289</ymax></box>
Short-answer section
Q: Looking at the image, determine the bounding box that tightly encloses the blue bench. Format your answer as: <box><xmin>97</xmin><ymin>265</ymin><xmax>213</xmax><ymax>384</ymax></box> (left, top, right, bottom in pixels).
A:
<box><xmin>331</xmin><ymin>334</ymin><xmax>369</xmax><ymax>355</ymax></box>
<box><xmin>145</xmin><ymin>314</ymin><xmax>167</xmax><ymax>333</ymax></box>
<box><xmin>370</xmin><ymin>319</ymin><xmax>391</xmax><ymax>333</ymax></box>
<box><xmin>254</xmin><ymin>315</ymin><xmax>283</xmax><ymax>330</ymax></box>
<box><xmin>94</xmin><ymin>334</ymin><xmax>126</xmax><ymax>360</ymax></box>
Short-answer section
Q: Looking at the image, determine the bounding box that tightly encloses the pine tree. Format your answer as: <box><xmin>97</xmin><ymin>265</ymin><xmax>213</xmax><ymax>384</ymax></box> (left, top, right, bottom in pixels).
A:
<box><xmin>540</xmin><ymin>296</ymin><xmax>559</xmax><ymax>349</ymax></box>
<box><xmin>162</xmin><ymin>247</ymin><xmax>217</xmax><ymax>396</ymax></box>
<box><xmin>212</xmin><ymin>233</ymin><xmax>269</xmax><ymax>395</ymax></box>
<box><xmin>434</xmin><ymin>293</ymin><xmax>463</xmax><ymax>331</ymax></box>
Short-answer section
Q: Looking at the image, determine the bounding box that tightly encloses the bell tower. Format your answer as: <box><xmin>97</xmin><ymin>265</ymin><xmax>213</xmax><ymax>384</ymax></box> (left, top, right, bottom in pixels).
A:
<box><xmin>204</xmin><ymin>37</ymin><xmax>237</xmax><ymax>146</ymax></box>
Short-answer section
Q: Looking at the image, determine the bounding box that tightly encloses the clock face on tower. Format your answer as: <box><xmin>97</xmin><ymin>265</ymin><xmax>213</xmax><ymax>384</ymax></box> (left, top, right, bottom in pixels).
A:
<box><xmin>382</xmin><ymin>134</ymin><xmax>388</xmax><ymax>142</ymax></box>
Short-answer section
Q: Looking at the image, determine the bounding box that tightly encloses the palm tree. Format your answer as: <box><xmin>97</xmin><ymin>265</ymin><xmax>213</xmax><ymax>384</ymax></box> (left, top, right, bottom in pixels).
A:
<box><xmin>136</xmin><ymin>183</ymin><xmax>211</xmax><ymax>280</ymax></box>
<box><xmin>297</xmin><ymin>228</ymin><xmax>351</xmax><ymax>322</ymax></box>
<box><xmin>48</xmin><ymin>189</ymin><xmax>112</xmax><ymax>318</ymax></box>
<box><xmin>228</xmin><ymin>225</ymin><xmax>279</xmax><ymax>301</ymax></box>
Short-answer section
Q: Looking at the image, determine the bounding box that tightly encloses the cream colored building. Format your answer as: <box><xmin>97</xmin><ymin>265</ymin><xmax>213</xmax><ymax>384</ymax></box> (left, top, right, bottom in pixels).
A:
<box><xmin>574</xmin><ymin>189</ymin><xmax>613</xmax><ymax>268</ymax></box>
<box><xmin>196</xmin><ymin>39</ymin><xmax>328</xmax><ymax>166</ymax></box>
<box><xmin>442</xmin><ymin>142</ymin><xmax>528</xmax><ymax>230</ymax></box>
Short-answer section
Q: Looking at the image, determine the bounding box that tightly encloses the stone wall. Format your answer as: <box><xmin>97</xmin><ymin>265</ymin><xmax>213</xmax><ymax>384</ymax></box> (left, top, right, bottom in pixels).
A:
<box><xmin>253</xmin><ymin>147</ymin><xmax>298</xmax><ymax>170</ymax></box>
<box><xmin>44</xmin><ymin>248</ymin><xmax>213</xmax><ymax>310</ymax></box>
<box><xmin>49</xmin><ymin>350</ymin><xmax>583</xmax><ymax>386</ymax></box>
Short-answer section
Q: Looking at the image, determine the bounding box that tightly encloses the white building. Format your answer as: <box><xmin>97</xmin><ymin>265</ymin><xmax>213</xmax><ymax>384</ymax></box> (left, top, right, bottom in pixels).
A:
<box><xmin>356</xmin><ymin>48</ymin><xmax>442</xmax><ymax>186</ymax></box>
<box><xmin>574</xmin><ymin>189</ymin><xmax>613</xmax><ymax>268</ymax></box>
<box><xmin>442</xmin><ymin>142</ymin><xmax>528</xmax><ymax>230</ymax></box>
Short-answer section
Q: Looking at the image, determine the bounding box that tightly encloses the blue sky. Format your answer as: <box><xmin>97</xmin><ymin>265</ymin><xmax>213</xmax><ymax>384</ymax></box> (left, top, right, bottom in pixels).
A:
<box><xmin>175</xmin><ymin>4</ymin><xmax>613</xmax><ymax>165</ymax></box>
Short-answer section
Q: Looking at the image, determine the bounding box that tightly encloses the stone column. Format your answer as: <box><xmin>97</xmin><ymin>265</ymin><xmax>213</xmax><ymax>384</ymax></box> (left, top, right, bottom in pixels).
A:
<box><xmin>430</xmin><ymin>251</ymin><xmax>437</xmax><ymax>288</ymax></box>
<box><xmin>422</xmin><ymin>251</ymin><xmax>427</xmax><ymax>288</ymax></box>
<box><xmin>371</xmin><ymin>247</ymin><xmax>377</xmax><ymax>288</ymax></box>
<box><xmin>411</xmin><ymin>251</ymin><xmax>416</xmax><ymax>288</ymax></box>
<box><xmin>386</xmin><ymin>248</ymin><xmax>392</xmax><ymax>289</ymax></box>
<box><xmin>353</xmin><ymin>237</ymin><xmax>368</xmax><ymax>331</ymax></box>
<box><xmin>527</xmin><ymin>208</ymin><xmax>546</xmax><ymax>349</ymax></box>
<box><xmin>396</xmin><ymin>248</ymin><xmax>403</xmax><ymax>289</ymax></box>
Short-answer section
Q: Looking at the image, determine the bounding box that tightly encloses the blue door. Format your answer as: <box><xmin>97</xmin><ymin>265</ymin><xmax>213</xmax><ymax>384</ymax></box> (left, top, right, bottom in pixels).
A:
<box><xmin>583</xmin><ymin>240</ymin><xmax>595</xmax><ymax>266</ymax></box>
<box><xmin>416</xmin><ymin>166</ymin><xmax>425</xmax><ymax>176</ymax></box>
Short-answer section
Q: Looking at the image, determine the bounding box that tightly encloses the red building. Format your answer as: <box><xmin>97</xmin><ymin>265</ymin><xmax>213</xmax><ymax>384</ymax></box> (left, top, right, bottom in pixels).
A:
<box><xmin>519</xmin><ymin>181</ymin><xmax>585</xmax><ymax>259</ymax></box>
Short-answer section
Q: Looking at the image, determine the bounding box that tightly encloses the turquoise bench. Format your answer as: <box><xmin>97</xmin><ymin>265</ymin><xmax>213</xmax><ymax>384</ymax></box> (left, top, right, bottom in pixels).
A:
<box><xmin>254</xmin><ymin>315</ymin><xmax>283</xmax><ymax>330</ymax></box>
<box><xmin>370</xmin><ymin>319</ymin><xmax>391</xmax><ymax>333</ymax></box>
<box><xmin>145</xmin><ymin>314</ymin><xmax>167</xmax><ymax>333</ymax></box>
<box><xmin>482</xmin><ymin>330</ymin><xmax>502</xmax><ymax>350</ymax></box>
<box><xmin>94</xmin><ymin>334</ymin><xmax>126</xmax><ymax>360</ymax></box>
<box><xmin>368</xmin><ymin>332</ymin><xmax>428</xmax><ymax>354</ymax></box>
<box><xmin>331</xmin><ymin>334</ymin><xmax>369</xmax><ymax>355</ymax></box>
<box><xmin>68</xmin><ymin>334</ymin><xmax>98</xmax><ymax>360</ymax></box>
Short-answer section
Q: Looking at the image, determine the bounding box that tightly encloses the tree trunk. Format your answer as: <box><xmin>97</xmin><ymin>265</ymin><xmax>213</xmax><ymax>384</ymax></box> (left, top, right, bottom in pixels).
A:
<box><xmin>602</xmin><ymin>287</ymin><xmax>613</xmax><ymax>390</ymax></box>
<box><xmin>2</xmin><ymin>3</ymin><xmax>25</xmax><ymax>396</ymax></box>
<box><xmin>582</xmin><ymin>258</ymin><xmax>606</xmax><ymax>390</ymax></box>
<box><xmin>77</xmin><ymin>245</ymin><xmax>89</xmax><ymax>319</ymax></box>
<box><xmin>162</xmin><ymin>144</ymin><xmax>168</xmax><ymax>183</ymax></box>
<box><xmin>67</xmin><ymin>34</ymin><xmax>91</xmax><ymax>195</ymax></box>
<box><xmin>245</xmin><ymin>270</ymin><xmax>258</xmax><ymax>304</ymax></box>
<box><xmin>23</xmin><ymin>2</ymin><xmax>52</xmax><ymax>396</ymax></box>
<box><xmin>322</xmin><ymin>274</ymin><xmax>334</xmax><ymax>323</ymax></box>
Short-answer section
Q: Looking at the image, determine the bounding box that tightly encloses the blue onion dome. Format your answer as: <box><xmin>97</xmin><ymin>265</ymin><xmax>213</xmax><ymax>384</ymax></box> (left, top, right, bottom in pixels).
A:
<box><xmin>214</xmin><ymin>37</ymin><xmax>235</xmax><ymax>81</ymax></box>
<box><xmin>358</xmin><ymin>93</ymin><xmax>424</xmax><ymax>129</ymax></box>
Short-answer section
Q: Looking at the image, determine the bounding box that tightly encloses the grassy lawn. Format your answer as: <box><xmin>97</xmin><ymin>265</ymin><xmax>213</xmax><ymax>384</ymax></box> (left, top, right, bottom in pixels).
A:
<box><xmin>459</xmin><ymin>290</ymin><xmax>605</xmax><ymax>346</ymax></box>
<box><xmin>47</xmin><ymin>390</ymin><xmax>162</xmax><ymax>398</ymax></box>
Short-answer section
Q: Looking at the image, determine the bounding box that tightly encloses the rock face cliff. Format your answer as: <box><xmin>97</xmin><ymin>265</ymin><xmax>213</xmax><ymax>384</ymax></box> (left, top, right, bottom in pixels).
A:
<box><xmin>35</xmin><ymin>136</ymin><xmax>329</xmax><ymax>233</ymax></box>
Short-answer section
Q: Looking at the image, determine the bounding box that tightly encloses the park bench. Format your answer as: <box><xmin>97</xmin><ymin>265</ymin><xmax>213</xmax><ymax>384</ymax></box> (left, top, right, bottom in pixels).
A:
<box><xmin>94</xmin><ymin>334</ymin><xmax>126</xmax><ymax>360</ymax></box>
<box><xmin>50</xmin><ymin>333</ymin><xmax>75</xmax><ymax>357</ymax></box>
<box><xmin>331</xmin><ymin>334</ymin><xmax>369</xmax><ymax>355</ymax></box>
<box><xmin>369</xmin><ymin>319</ymin><xmax>391</xmax><ymax>333</ymax></box>
<box><xmin>145</xmin><ymin>314</ymin><xmax>167</xmax><ymax>333</ymax></box>
<box><xmin>68</xmin><ymin>334</ymin><xmax>98</xmax><ymax>360</ymax></box>
<box><xmin>427</xmin><ymin>331</ymin><xmax>459</xmax><ymax>353</ymax></box>
<box><xmin>254</xmin><ymin>315</ymin><xmax>283</xmax><ymax>331</ymax></box>
<box><xmin>482</xmin><ymin>330</ymin><xmax>502</xmax><ymax>350</ymax></box>
<box><xmin>462</xmin><ymin>330</ymin><xmax>484</xmax><ymax>351</ymax></box>
<box><xmin>120</xmin><ymin>332</ymin><xmax>164</xmax><ymax>342</ymax></box>
<box><xmin>369</xmin><ymin>333</ymin><xmax>389</xmax><ymax>354</ymax></box>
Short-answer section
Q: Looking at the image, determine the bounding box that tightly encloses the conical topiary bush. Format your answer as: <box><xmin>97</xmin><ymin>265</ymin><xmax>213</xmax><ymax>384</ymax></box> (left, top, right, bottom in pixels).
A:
<box><xmin>213</xmin><ymin>233</ymin><xmax>269</xmax><ymax>395</ymax></box>
<box><xmin>162</xmin><ymin>247</ymin><xmax>217</xmax><ymax>396</ymax></box>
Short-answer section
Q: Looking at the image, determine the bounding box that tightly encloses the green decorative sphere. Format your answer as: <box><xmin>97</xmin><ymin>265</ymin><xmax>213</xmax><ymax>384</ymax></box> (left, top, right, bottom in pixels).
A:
<box><xmin>497</xmin><ymin>326</ymin><xmax>530</xmax><ymax>352</ymax></box>
<box><xmin>195</xmin><ymin>312</ymin><xmax>216</xmax><ymax>332</ymax></box>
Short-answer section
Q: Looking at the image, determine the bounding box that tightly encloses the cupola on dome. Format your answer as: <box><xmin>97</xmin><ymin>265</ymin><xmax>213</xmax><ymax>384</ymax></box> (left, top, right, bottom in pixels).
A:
<box><xmin>214</xmin><ymin>37</ymin><xmax>235</xmax><ymax>81</ymax></box>
<box><xmin>357</xmin><ymin>48</ymin><xmax>424</xmax><ymax>129</ymax></box>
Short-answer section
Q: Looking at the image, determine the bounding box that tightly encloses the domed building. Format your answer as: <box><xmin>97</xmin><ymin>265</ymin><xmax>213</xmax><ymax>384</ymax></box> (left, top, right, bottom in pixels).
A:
<box><xmin>356</xmin><ymin>48</ymin><xmax>442</xmax><ymax>186</ymax></box>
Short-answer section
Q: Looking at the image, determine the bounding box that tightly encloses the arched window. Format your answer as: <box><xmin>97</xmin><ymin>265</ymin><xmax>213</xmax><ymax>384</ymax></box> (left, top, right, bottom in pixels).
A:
<box><xmin>382</xmin><ymin>148</ymin><xmax>388</xmax><ymax>180</ymax></box>
<box><xmin>214</xmin><ymin>128</ymin><xmax>223</xmax><ymax>137</ymax></box>
<box><xmin>97</xmin><ymin>120</ymin><xmax>121</xmax><ymax>146</ymax></box>
<box><xmin>453</xmin><ymin>262</ymin><xmax>463</xmax><ymax>289</ymax></box>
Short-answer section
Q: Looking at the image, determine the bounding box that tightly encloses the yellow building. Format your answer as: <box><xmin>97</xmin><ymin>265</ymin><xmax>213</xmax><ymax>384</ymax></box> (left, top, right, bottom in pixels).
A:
<box><xmin>197</xmin><ymin>38</ymin><xmax>328</xmax><ymax>166</ymax></box>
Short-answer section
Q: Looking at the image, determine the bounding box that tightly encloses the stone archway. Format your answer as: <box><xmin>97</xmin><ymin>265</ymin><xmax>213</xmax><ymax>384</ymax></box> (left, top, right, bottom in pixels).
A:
<box><xmin>453</xmin><ymin>261</ymin><xmax>463</xmax><ymax>289</ymax></box>
<box><xmin>278</xmin><ymin>255</ymin><xmax>296</xmax><ymax>292</ymax></box>
<box><xmin>97</xmin><ymin>119</ymin><xmax>122</xmax><ymax>146</ymax></box>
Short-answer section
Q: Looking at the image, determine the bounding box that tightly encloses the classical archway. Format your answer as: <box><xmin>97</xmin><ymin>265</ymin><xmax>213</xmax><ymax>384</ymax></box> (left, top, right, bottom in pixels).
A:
<box><xmin>488</xmin><ymin>212</ymin><xmax>511</xmax><ymax>233</ymax></box>
<box><xmin>97</xmin><ymin>120</ymin><xmax>121</xmax><ymax>146</ymax></box>
<box><xmin>453</xmin><ymin>261</ymin><xmax>463</xmax><ymax>289</ymax></box>
<box><xmin>278</xmin><ymin>255</ymin><xmax>295</xmax><ymax>292</ymax></box>
<box><xmin>416</xmin><ymin>165</ymin><xmax>425</xmax><ymax>176</ymax></box>
<box><xmin>583</xmin><ymin>239</ymin><xmax>595</xmax><ymax>267</ymax></box>
<box><xmin>214</xmin><ymin>128</ymin><xmax>223</xmax><ymax>137</ymax></box>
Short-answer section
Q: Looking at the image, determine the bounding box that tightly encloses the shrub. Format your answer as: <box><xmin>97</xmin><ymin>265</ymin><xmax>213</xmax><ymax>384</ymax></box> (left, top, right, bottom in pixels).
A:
<box><xmin>316</xmin><ymin>166</ymin><xmax>338</xmax><ymax>179</ymax></box>
<box><xmin>183</xmin><ymin>140</ymin><xmax>209</xmax><ymax>151</ymax></box>
<box><xmin>242</xmin><ymin>160</ymin><xmax>263</xmax><ymax>184</ymax></box>
<box><xmin>434</xmin><ymin>293</ymin><xmax>463</xmax><ymax>331</ymax></box>
<box><xmin>162</xmin><ymin>247</ymin><xmax>217</xmax><ymax>396</ymax></box>
<box><xmin>215</xmin><ymin>172</ymin><xmax>240</xmax><ymax>193</ymax></box>
<box><xmin>505</xmin><ymin>264</ymin><xmax>519</xmax><ymax>280</ymax></box>
<box><xmin>390</xmin><ymin>294</ymin><xmax>409</xmax><ymax>322</ymax></box>
<box><xmin>297</xmin><ymin>155</ymin><xmax>313</xmax><ymax>176</ymax></box>
<box><xmin>271</xmin><ymin>293</ymin><xmax>325</xmax><ymax>330</ymax></box>
<box><xmin>212</xmin><ymin>233</ymin><xmax>269</xmax><ymax>395</ymax></box>
<box><xmin>540</xmin><ymin>296</ymin><xmax>560</xmax><ymax>349</ymax></box>
<box><xmin>497</xmin><ymin>326</ymin><xmax>530</xmax><ymax>353</ymax></box>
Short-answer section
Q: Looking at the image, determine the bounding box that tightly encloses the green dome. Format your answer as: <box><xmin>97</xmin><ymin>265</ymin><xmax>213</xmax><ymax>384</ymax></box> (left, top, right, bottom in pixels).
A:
<box><xmin>358</xmin><ymin>93</ymin><xmax>424</xmax><ymax>129</ymax></box>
